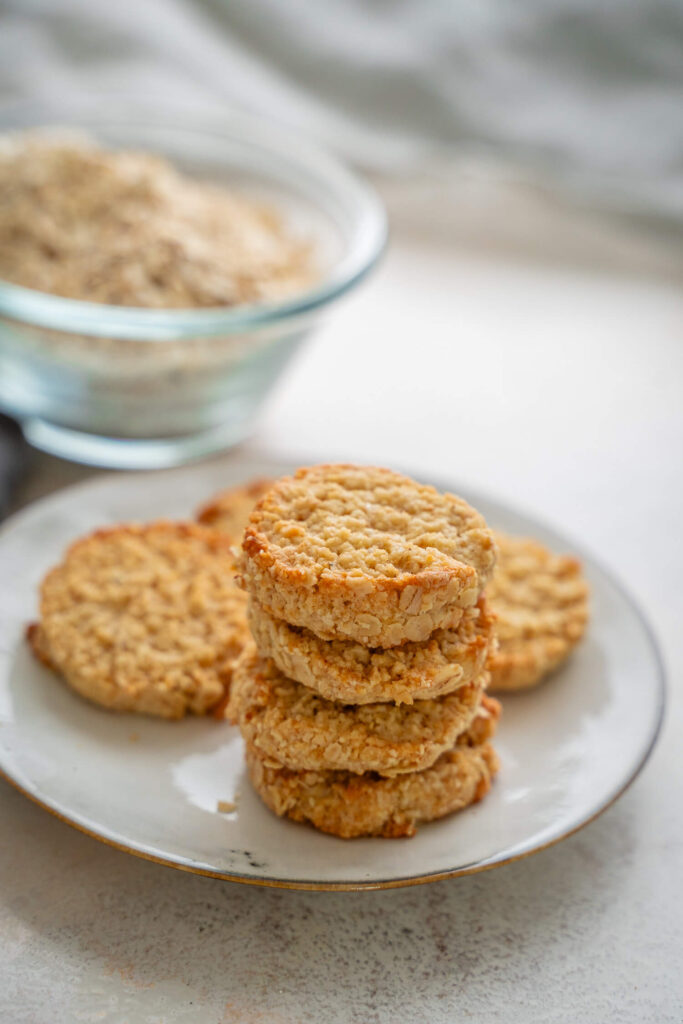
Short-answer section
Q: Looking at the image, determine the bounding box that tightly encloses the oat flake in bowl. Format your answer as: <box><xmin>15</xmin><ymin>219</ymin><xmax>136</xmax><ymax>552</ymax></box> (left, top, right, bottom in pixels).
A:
<box><xmin>0</xmin><ymin>134</ymin><xmax>315</xmax><ymax>308</ymax></box>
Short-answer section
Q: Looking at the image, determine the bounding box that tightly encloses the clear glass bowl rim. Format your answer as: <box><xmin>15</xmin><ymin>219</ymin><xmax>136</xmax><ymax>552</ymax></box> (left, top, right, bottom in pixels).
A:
<box><xmin>0</xmin><ymin>99</ymin><xmax>387</xmax><ymax>340</ymax></box>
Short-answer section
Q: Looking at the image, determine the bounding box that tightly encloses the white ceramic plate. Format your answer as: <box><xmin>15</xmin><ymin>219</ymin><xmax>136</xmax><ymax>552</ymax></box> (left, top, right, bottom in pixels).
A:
<box><xmin>0</xmin><ymin>456</ymin><xmax>665</xmax><ymax>890</ymax></box>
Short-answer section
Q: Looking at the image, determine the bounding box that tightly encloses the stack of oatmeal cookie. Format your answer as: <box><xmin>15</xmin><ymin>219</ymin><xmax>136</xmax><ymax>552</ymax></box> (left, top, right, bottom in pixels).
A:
<box><xmin>226</xmin><ymin>464</ymin><xmax>501</xmax><ymax>838</ymax></box>
<box><xmin>200</xmin><ymin>480</ymin><xmax>591</xmax><ymax>698</ymax></box>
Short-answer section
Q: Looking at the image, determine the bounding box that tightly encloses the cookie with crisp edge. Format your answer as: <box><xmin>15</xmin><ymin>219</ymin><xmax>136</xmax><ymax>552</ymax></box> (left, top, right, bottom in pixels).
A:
<box><xmin>247</xmin><ymin>596</ymin><xmax>494</xmax><ymax>705</ymax></box>
<box><xmin>237</xmin><ymin>465</ymin><xmax>496</xmax><ymax>648</ymax></box>
<box><xmin>246</xmin><ymin>695</ymin><xmax>501</xmax><ymax>838</ymax></box>
<box><xmin>28</xmin><ymin>521</ymin><xmax>248</xmax><ymax>719</ymax></box>
<box><xmin>229</xmin><ymin>645</ymin><xmax>487</xmax><ymax>776</ymax></box>
<box><xmin>487</xmin><ymin>533</ymin><xmax>589</xmax><ymax>691</ymax></box>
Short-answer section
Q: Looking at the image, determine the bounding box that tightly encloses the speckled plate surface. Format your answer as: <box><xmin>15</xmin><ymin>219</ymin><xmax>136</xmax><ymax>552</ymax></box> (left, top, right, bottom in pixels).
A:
<box><xmin>0</xmin><ymin>455</ymin><xmax>665</xmax><ymax>890</ymax></box>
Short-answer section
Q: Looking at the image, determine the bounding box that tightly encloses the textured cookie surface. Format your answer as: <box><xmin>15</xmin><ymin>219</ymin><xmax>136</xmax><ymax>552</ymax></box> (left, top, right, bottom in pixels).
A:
<box><xmin>487</xmin><ymin>533</ymin><xmax>589</xmax><ymax>691</ymax></box>
<box><xmin>229</xmin><ymin>646</ymin><xmax>486</xmax><ymax>776</ymax></box>
<box><xmin>238</xmin><ymin>465</ymin><xmax>496</xmax><ymax>647</ymax></box>
<box><xmin>29</xmin><ymin>521</ymin><xmax>249</xmax><ymax>718</ymax></box>
<box><xmin>246</xmin><ymin>696</ymin><xmax>501</xmax><ymax>838</ymax></box>
<box><xmin>248</xmin><ymin>597</ymin><xmax>494</xmax><ymax>705</ymax></box>
<box><xmin>196</xmin><ymin>478</ymin><xmax>274</xmax><ymax>540</ymax></box>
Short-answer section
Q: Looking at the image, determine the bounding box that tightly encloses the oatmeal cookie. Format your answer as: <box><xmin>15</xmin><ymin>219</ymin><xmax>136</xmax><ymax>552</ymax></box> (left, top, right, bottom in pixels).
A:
<box><xmin>196</xmin><ymin>478</ymin><xmax>274</xmax><ymax>540</ymax></box>
<box><xmin>229</xmin><ymin>646</ymin><xmax>487</xmax><ymax>776</ymax></box>
<box><xmin>237</xmin><ymin>465</ymin><xmax>496</xmax><ymax>647</ymax></box>
<box><xmin>28</xmin><ymin>521</ymin><xmax>249</xmax><ymax>718</ymax></box>
<box><xmin>487</xmin><ymin>533</ymin><xmax>589</xmax><ymax>691</ymax></box>
<box><xmin>245</xmin><ymin>696</ymin><xmax>501</xmax><ymax>838</ymax></box>
<box><xmin>247</xmin><ymin>597</ymin><xmax>494</xmax><ymax>704</ymax></box>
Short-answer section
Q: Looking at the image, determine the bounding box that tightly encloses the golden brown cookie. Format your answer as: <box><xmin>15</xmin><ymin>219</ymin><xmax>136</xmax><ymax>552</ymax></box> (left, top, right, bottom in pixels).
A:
<box><xmin>196</xmin><ymin>478</ymin><xmax>274</xmax><ymax>540</ymax></box>
<box><xmin>28</xmin><ymin>521</ymin><xmax>249</xmax><ymax>718</ymax></box>
<box><xmin>246</xmin><ymin>695</ymin><xmax>501</xmax><ymax>838</ymax></box>
<box><xmin>487</xmin><ymin>533</ymin><xmax>589</xmax><ymax>691</ymax></box>
<box><xmin>237</xmin><ymin>465</ymin><xmax>496</xmax><ymax>647</ymax></box>
<box><xmin>247</xmin><ymin>597</ymin><xmax>494</xmax><ymax>705</ymax></box>
<box><xmin>229</xmin><ymin>645</ymin><xmax>487</xmax><ymax>776</ymax></box>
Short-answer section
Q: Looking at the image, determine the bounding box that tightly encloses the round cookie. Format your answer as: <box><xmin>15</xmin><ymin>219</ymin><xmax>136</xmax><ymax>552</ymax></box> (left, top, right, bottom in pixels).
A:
<box><xmin>245</xmin><ymin>696</ymin><xmax>501</xmax><ymax>838</ymax></box>
<box><xmin>29</xmin><ymin>521</ymin><xmax>249</xmax><ymax>718</ymax></box>
<box><xmin>196</xmin><ymin>478</ymin><xmax>274</xmax><ymax>540</ymax></box>
<box><xmin>487</xmin><ymin>533</ymin><xmax>589</xmax><ymax>691</ymax></box>
<box><xmin>228</xmin><ymin>646</ymin><xmax>486</xmax><ymax>776</ymax></box>
<box><xmin>247</xmin><ymin>597</ymin><xmax>494</xmax><ymax>705</ymax></box>
<box><xmin>237</xmin><ymin>464</ymin><xmax>497</xmax><ymax>647</ymax></box>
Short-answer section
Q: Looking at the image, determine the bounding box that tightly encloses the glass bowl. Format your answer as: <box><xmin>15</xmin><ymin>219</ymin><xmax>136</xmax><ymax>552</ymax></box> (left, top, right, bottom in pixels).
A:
<box><xmin>0</xmin><ymin>99</ymin><xmax>386</xmax><ymax>468</ymax></box>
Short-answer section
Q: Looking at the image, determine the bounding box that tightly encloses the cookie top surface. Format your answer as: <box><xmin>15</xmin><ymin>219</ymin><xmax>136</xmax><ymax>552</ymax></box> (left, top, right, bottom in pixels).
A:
<box><xmin>196</xmin><ymin>478</ymin><xmax>274</xmax><ymax>540</ymax></box>
<box><xmin>246</xmin><ymin>695</ymin><xmax>501</xmax><ymax>838</ymax></box>
<box><xmin>248</xmin><ymin>597</ymin><xmax>494</xmax><ymax>704</ymax></box>
<box><xmin>241</xmin><ymin>465</ymin><xmax>495</xmax><ymax>592</ymax></box>
<box><xmin>228</xmin><ymin>645</ymin><xmax>486</xmax><ymax>776</ymax></box>
<box><xmin>34</xmin><ymin>521</ymin><xmax>248</xmax><ymax>718</ymax></box>
<box><xmin>487</xmin><ymin>532</ymin><xmax>589</xmax><ymax>691</ymax></box>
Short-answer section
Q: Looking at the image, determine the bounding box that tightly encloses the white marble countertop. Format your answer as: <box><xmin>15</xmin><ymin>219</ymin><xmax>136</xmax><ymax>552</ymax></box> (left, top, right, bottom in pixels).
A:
<box><xmin>2</xmin><ymin>189</ymin><xmax>682</xmax><ymax>1023</ymax></box>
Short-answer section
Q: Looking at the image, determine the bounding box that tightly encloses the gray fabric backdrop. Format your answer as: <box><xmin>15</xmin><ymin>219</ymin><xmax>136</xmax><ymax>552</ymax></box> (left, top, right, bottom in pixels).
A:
<box><xmin>2</xmin><ymin>0</ymin><xmax>682</xmax><ymax>225</ymax></box>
